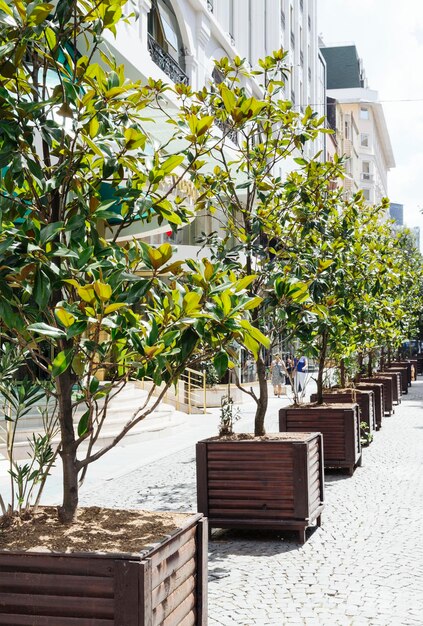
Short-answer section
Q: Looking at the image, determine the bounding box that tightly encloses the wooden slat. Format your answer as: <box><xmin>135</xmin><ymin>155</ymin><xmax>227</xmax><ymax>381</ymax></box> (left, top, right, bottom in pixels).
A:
<box><xmin>152</xmin><ymin>577</ymin><xmax>195</xmax><ymax>624</ymax></box>
<box><xmin>151</xmin><ymin>558</ymin><xmax>196</xmax><ymax>609</ymax></box>
<box><xmin>0</xmin><ymin>616</ymin><xmax>113</xmax><ymax>626</ymax></box>
<box><xmin>178</xmin><ymin>610</ymin><xmax>196</xmax><ymax>626</ymax></box>
<box><xmin>149</xmin><ymin>528</ymin><xmax>196</xmax><ymax>568</ymax></box>
<box><xmin>151</xmin><ymin>539</ymin><xmax>196</xmax><ymax>589</ymax></box>
<box><xmin>0</xmin><ymin>572</ymin><xmax>113</xmax><ymax>598</ymax></box>
<box><xmin>160</xmin><ymin>593</ymin><xmax>196</xmax><ymax>626</ymax></box>
<box><xmin>0</xmin><ymin>592</ymin><xmax>114</xmax><ymax>619</ymax></box>
<box><xmin>0</xmin><ymin>554</ymin><xmax>114</xmax><ymax>576</ymax></box>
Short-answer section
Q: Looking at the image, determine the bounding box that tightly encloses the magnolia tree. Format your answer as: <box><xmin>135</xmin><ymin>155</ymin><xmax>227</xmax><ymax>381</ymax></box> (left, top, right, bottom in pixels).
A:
<box><xmin>177</xmin><ymin>52</ymin><xmax>337</xmax><ymax>434</ymax></box>
<box><xmin>0</xmin><ymin>0</ymin><xmax>266</xmax><ymax>522</ymax></box>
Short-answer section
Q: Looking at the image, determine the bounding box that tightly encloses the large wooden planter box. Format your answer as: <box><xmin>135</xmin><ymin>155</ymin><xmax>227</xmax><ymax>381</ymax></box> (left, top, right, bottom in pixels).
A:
<box><xmin>309</xmin><ymin>388</ymin><xmax>376</xmax><ymax>436</ymax></box>
<box><xmin>374</xmin><ymin>371</ymin><xmax>401</xmax><ymax>404</ymax></box>
<box><xmin>390</xmin><ymin>361</ymin><xmax>412</xmax><ymax>386</ymax></box>
<box><xmin>279</xmin><ymin>404</ymin><xmax>361</xmax><ymax>476</ymax></box>
<box><xmin>385</xmin><ymin>366</ymin><xmax>408</xmax><ymax>394</ymax></box>
<box><xmin>355</xmin><ymin>382</ymin><xmax>384</xmax><ymax>430</ymax></box>
<box><xmin>360</xmin><ymin>376</ymin><xmax>394</xmax><ymax>415</ymax></box>
<box><xmin>0</xmin><ymin>514</ymin><xmax>208</xmax><ymax>626</ymax></box>
<box><xmin>196</xmin><ymin>433</ymin><xmax>324</xmax><ymax>544</ymax></box>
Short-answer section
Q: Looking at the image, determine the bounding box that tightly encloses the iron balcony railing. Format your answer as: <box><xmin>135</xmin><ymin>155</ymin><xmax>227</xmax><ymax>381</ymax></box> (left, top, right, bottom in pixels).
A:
<box><xmin>147</xmin><ymin>34</ymin><xmax>189</xmax><ymax>85</ymax></box>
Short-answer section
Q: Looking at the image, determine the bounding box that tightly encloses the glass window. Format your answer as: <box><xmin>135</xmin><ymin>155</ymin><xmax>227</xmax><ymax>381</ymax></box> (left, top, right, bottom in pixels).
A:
<box><xmin>360</xmin><ymin>107</ymin><xmax>369</xmax><ymax>120</ymax></box>
<box><xmin>363</xmin><ymin>188</ymin><xmax>370</xmax><ymax>201</ymax></box>
<box><xmin>361</xmin><ymin>133</ymin><xmax>369</xmax><ymax>147</ymax></box>
<box><xmin>362</xmin><ymin>161</ymin><xmax>370</xmax><ymax>173</ymax></box>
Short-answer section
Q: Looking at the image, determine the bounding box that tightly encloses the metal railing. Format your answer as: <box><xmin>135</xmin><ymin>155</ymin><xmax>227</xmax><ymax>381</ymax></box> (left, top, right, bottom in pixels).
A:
<box><xmin>178</xmin><ymin>368</ymin><xmax>207</xmax><ymax>414</ymax></box>
<box><xmin>139</xmin><ymin>368</ymin><xmax>207</xmax><ymax>414</ymax></box>
<box><xmin>147</xmin><ymin>34</ymin><xmax>189</xmax><ymax>85</ymax></box>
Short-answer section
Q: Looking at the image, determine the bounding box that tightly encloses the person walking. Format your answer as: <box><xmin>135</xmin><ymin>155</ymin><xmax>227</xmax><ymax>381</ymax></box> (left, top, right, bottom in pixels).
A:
<box><xmin>294</xmin><ymin>354</ymin><xmax>308</xmax><ymax>394</ymax></box>
<box><xmin>270</xmin><ymin>354</ymin><xmax>285</xmax><ymax>397</ymax></box>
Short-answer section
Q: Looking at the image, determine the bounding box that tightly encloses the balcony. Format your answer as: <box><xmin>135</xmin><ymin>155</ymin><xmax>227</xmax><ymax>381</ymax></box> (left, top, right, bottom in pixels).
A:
<box><xmin>147</xmin><ymin>34</ymin><xmax>189</xmax><ymax>85</ymax></box>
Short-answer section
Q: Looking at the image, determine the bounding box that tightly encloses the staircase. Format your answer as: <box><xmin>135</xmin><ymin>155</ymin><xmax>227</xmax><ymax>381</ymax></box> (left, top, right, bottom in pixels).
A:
<box><xmin>0</xmin><ymin>383</ymin><xmax>187</xmax><ymax>461</ymax></box>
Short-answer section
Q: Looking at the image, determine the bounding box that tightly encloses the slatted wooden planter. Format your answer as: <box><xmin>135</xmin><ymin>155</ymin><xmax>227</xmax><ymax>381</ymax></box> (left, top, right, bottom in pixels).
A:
<box><xmin>196</xmin><ymin>433</ymin><xmax>324</xmax><ymax>544</ymax></box>
<box><xmin>309</xmin><ymin>388</ymin><xmax>376</xmax><ymax>438</ymax></box>
<box><xmin>385</xmin><ymin>366</ymin><xmax>408</xmax><ymax>394</ymax></box>
<box><xmin>279</xmin><ymin>404</ymin><xmax>361</xmax><ymax>476</ymax></box>
<box><xmin>355</xmin><ymin>382</ymin><xmax>384</xmax><ymax>430</ymax></box>
<box><xmin>360</xmin><ymin>376</ymin><xmax>394</xmax><ymax>416</ymax></box>
<box><xmin>375</xmin><ymin>371</ymin><xmax>401</xmax><ymax>404</ymax></box>
<box><xmin>390</xmin><ymin>361</ymin><xmax>412</xmax><ymax>386</ymax></box>
<box><xmin>0</xmin><ymin>513</ymin><xmax>207</xmax><ymax>626</ymax></box>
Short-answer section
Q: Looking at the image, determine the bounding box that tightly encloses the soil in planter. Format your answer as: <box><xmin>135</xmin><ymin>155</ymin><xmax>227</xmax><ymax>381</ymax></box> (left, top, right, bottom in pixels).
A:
<box><xmin>0</xmin><ymin>506</ymin><xmax>190</xmax><ymax>554</ymax></box>
<box><xmin>207</xmin><ymin>432</ymin><xmax>317</xmax><ymax>442</ymax></box>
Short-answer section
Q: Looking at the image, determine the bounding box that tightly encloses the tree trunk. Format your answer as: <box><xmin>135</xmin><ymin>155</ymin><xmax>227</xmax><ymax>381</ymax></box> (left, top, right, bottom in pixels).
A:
<box><xmin>367</xmin><ymin>351</ymin><xmax>373</xmax><ymax>378</ymax></box>
<box><xmin>380</xmin><ymin>346</ymin><xmax>385</xmax><ymax>371</ymax></box>
<box><xmin>355</xmin><ymin>352</ymin><xmax>364</xmax><ymax>383</ymax></box>
<box><xmin>340</xmin><ymin>358</ymin><xmax>346</xmax><ymax>388</ymax></box>
<box><xmin>254</xmin><ymin>355</ymin><xmax>268</xmax><ymax>436</ymax></box>
<box><xmin>316</xmin><ymin>332</ymin><xmax>328</xmax><ymax>404</ymax></box>
<box><xmin>57</xmin><ymin>370</ymin><xmax>79</xmax><ymax>523</ymax></box>
<box><xmin>387</xmin><ymin>345</ymin><xmax>392</xmax><ymax>367</ymax></box>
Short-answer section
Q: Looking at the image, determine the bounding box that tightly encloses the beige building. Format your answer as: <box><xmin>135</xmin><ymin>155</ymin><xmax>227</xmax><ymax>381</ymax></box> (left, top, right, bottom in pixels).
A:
<box><xmin>320</xmin><ymin>44</ymin><xmax>395</xmax><ymax>204</ymax></box>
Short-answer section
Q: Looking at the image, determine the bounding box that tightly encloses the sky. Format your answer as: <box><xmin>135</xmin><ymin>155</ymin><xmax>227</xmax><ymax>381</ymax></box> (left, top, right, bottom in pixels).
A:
<box><xmin>318</xmin><ymin>0</ymin><xmax>423</xmax><ymax>242</ymax></box>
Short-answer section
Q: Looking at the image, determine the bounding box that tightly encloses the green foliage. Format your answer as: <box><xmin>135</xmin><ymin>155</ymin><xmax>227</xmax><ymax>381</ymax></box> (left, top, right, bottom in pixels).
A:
<box><xmin>0</xmin><ymin>0</ymin><xmax>266</xmax><ymax>520</ymax></box>
<box><xmin>218</xmin><ymin>394</ymin><xmax>240</xmax><ymax>437</ymax></box>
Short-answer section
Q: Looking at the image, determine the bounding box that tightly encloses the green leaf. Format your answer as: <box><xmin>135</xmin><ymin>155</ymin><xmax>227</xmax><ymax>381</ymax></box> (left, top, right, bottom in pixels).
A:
<box><xmin>183</xmin><ymin>292</ymin><xmax>202</xmax><ymax>315</ymax></box>
<box><xmin>77</xmin><ymin>410</ymin><xmax>90</xmax><ymax>437</ymax></box>
<box><xmin>213</xmin><ymin>352</ymin><xmax>228</xmax><ymax>379</ymax></box>
<box><xmin>51</xmin><ymin>349</ymin><xmax>73</xmax><ymax>377</ymax></box>
<box><xmin>161</xmin><ymin>155</ymin><xmax>185</xmax><ymax>174</ymax></box>
<box><xmin>27</xmin><ymin>323</ymin><xmax>66</xmax><ymax>339</ymax></box>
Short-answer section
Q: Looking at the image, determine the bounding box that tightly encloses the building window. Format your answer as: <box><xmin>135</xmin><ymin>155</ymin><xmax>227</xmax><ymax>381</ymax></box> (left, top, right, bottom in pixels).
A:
<box><xmin>291</xmin><ymin>89</ymin><xmax>295</xmax><ymax>105</ymax></box>
<box><xmin>344</xmin><ymin>120</ymin><xmax>350</xmax><ymax>140</ymax></box>
<box><xmin>281</xmin><ymin>9</ymin><xmax>285</xmax><ymax>29</ymax></box>
<box><xmin>207</xmin><ymin>0</ymin><xmax>213</xmax><ymax>12</ymax></box>
<box><xmin>360</xmin><ymin>107</ymin><xmax>369</xmax><ymax>120</ymax></box>
<box><xmin>361</xmin><ymin>133</ymin><xmax>370</xmax><ymax>148</ymax></box>
<box><xmin>147</xmin><ymin>0</ymin><xmax>188</xmax><ymax>83</ymax></box>
<box><xmin>363</xmin><ymin>188</ymin><xmax>370</xmax><ymax>201</ymax></box>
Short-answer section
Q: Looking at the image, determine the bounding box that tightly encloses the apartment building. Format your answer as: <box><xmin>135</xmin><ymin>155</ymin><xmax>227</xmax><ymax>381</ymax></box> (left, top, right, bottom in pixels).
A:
<box><xmin>104</xmin><ymin>0</ymin><xmax>324</xmax><ymax>249</ymax></box>
<box><xmin>320</xmin><ymin>44</ymin><xmax>395</xmax><ymax>204</ymax></box>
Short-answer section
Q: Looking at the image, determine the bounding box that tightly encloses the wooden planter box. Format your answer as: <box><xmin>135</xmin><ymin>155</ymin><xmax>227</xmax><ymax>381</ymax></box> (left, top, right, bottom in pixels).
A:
<box><xmin>375</xmin><ymin>371</ymin><xmax>401</xmax><ymax>404</ymax></box>
<box><xmin>0</xmin><ymin>514</ymin><xmax>207</xmax><ymax>626</ymax></box>
<box><xmin>309</xmin><ymin>388</ymin><xmax>376</xmax><ymax>437</ymax></box>
<box><xmin>360</xmin><ymin>376</ymin><xmax>394</xmax><ymax>416</ymax></box>
<box><xmin>390</xmin><ymin>361</ymin><xmax>412</xmax><ymax>386</ymax></box>
<box><xmin>385</xmin><ymin>366</ymin><xmax>408</xmax><ymax>394</ymax></box>
<box><xmin>355</xmin><ymin>382</ymin><xmax>384</xmax><ymax>430</ymax></box>
<box><xmin>279</xmin><ymin>404</ymin><xmax>362</xmax><ymax>476</ymax></box>
<box><xmin>196</xmin><ymin>433</ymin><xmax>324</xmax><ymax>544</ymax></box>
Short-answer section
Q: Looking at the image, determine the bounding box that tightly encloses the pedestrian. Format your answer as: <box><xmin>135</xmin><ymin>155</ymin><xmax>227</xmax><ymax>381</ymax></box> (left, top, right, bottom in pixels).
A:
<box><xmin>285</xmin><ymin>353</ymin><xmax>294</xmax><ymax>386</ymax></box>
<box><xmin>270</xmin><ymin>354</ymin><xmax>285</xmax><ymax>397</ymax></box>
<box><xmin>294</xmin><ymin>354</ymin><xmax>308</xmax><ymax>394</ymax></box>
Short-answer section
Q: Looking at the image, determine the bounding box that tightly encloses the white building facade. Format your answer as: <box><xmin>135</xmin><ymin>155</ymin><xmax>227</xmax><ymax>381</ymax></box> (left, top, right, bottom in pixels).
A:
<box><xmin>104</xmin><ymin>0</ymin><xmax>324</xmax><ymax>246</ymax></box>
